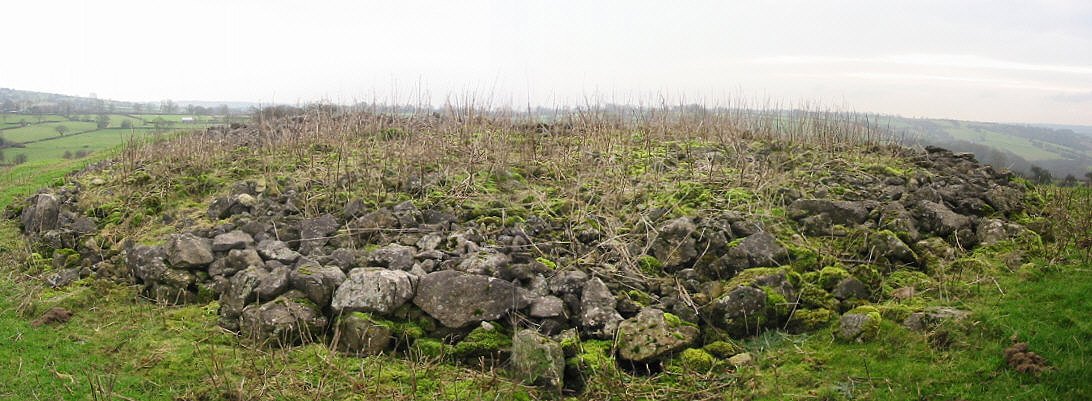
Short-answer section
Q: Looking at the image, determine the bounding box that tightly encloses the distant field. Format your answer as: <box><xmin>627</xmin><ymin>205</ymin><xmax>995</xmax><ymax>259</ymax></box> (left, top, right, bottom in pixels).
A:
<box><xmin>135</xmin><ymin>114</ymin><xmax>219</xmax><ymax>123</ymax></box>
<box><xmin>11</xmin><ymin>128</ymin><xmax>160</xmax><ymax>161</ymax></box>
<box><xmin>0</xmin><ymin>113</ymin><xmax>219</xmax><ymax>172</ymax></box>
<box><xmin>0</xmin><ymin>121</ymin><xmax>100</xmax><ymax>143</ymax></box>
<box><xmin>0</xmin><ymin>114</ymin><xmax>66</xmax><ymax>126</ymax></box>
<box><xmin>942</xmin><ymin>123</ymin><xmax>1063</xmax><ymax>161</ymax></box>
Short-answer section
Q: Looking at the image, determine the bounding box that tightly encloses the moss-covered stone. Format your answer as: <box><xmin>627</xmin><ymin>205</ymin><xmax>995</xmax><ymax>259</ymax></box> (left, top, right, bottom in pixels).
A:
<box><xmin>566</xmin><ymin>339</ymin><xmax>616</xmax><ymax>375</ymax></box>
<box><xmin>412</xmin><ymin>338</ymin><xmax>449</xmax><ymax>360</ymax></box>
<box><xmin>787</xmin><ymin>244</ymin><xmax>822</xmax><ymax>271</ymax></box>
<box><xmin>797</xmin><ymin>283</ymin><xmax>837</xmax><ymax>310</ymax></box>
<box><xmin>674</xmin><ymin>348</ymin><xmax>718</xmax><ymax>371</ymax></box>
<box><xmin>787</xmin><ymin>308</ymin><xmax>835</xmax><ymax>333</ymax></box>
<box><xmin>885</xmin><ymin>270</ymin><xmax>932</xmax><ymax>293</ymax></box>
<box><xmin>450</xmin><ymin>324</ymin><xmax>512</xmax><ymax>362</ymax></box>
<box><xmin>876</xmin><ymin>303</ymin><xmax>915</xmax><ymax>323</ymax></box>
<box><xmin>617</xmin><ymin>308</ymin><xmax>699</xmax><ymax>362</ymax></box>
<box><xmin>818</xmin><ymin>265</ymin><xmax>851</xmax><ymax>291</ymax></box>
<box><xmin>762</xmin><ymin>286</ymin><xmax>791</xmax><ymax>321</ymax></box>
<box><xmin>625</xmin><ymin>290</ymin><xmax>654</xmax><ymax>307</ymax></box>
<box><xmin>636</xmin><ymin>254</ymin><xmax>664</xmax><ymax>276</ymax></box>
<box><xmin>838</xmin><ymin>306</ymin><xmax>882</xmax><ymax>342</ymax></box>
<box><xmin>510</xmin><ymin>329</ymin><xmax>565</xmax><ymax>392</ymax></box>
<box><xmin>727</xmin><ymin>266</ymin><xmax>801</xmax><ymax>289</ymax></box>
<box><xmin>702</xmin><ymin>340</ymin><xmax>743</xmax><ymax>359</ymax></box>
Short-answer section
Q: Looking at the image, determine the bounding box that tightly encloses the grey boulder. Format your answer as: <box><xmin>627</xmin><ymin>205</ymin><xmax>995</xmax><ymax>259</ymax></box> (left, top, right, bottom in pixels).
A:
<box><xmin>413</xmin><ymin>270</ymin><xmax>532</xmax><ymax>328</ymax></box>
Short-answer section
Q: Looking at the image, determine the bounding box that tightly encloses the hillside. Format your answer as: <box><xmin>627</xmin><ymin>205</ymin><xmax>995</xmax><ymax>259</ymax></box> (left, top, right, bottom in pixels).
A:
<box><xmin>1</xmin><ymin>107</ymin><xmax>1090</xmax><ymax>400</ymax></box>
<box><xmin>884</xmin><ymin>116</ymin><xmax>1092</xmax><ymax>179</ymax></box>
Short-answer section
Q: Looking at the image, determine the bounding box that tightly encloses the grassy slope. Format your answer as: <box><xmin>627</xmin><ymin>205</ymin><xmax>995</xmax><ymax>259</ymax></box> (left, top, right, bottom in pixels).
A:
<box><xmin>0</xmin><ymin>227</ymin><xmax>531</xmax><ymax>400</ymax></box>
<box><xmin>747</xmin><ymin>263</ymin><xmax>1090</xmax><ymax>400</ymax></box>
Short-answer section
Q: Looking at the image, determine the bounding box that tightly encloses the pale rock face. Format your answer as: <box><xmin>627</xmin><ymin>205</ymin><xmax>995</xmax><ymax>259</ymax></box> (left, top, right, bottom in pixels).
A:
<box><xmin>166</xmin><ymin>233</ymin><xmax>214</xmax><ymax>269</ymax></box>
<box><xmin>331</xmin><ymin>268</ymin><xmax>418</xmax><ymax>315</ymax></box>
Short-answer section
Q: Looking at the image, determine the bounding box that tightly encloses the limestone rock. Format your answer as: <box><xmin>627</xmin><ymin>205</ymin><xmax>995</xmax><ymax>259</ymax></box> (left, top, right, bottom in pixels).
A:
<box><xmin>366</xmin><ymin>244</ymin><xmax>417</xmax><ymax>271</ymax></box>
<box><xmin>257</xmin><ymin>240</ymin><xmax>301</xmax><ymax>263</ymax></box>
<box><xmin>212</xmin><ymin>230</ymin><xmax>255</xmax><ymax>252</ymax></box>
<box><xmin>579</xmin><ymin>277</ymin><xmax>623</xmax><ymax>338</ymax></box>
<box><xmin>166</xmin><ymin>233</ymin><xmax>214</xmax><ymax>269</ymax></box>
<box><xmin>616</xmin><ymin>308</ymin><xmax>699</xmax><ymax>362</ymax></box>
<box><xmin>299</xmin><ymin>214</ymin><xmax>339</xmax><ymax>254</ymax></box>
<box><xmin>239</xmin><ymin>291</ymin><xmax>328</xmax><ymax>346</ymax></box>
<box><xmin>510</xmin><ymin>329</ymin><xmax>565</xmax><ymax>392</ymax></box>
<box><xmin>335</xmin><ymin>312</ymin><xmax>393</xmax><ymax>356</ymax></box>
<box><xmin>903</xmin><ymin>307</ymin><xmax>970</xmax><ymax>331</ymax></box>
<box><xmin>838</xmin><ymin>308</ymin><xmax>881</xmax><ymax>341</ymax></box>
<box><xmin>331</xmin><ymin>268</ymin><xmax>417</xmax><ymax>315</ymax></box>
<box><xmin>413</xmin><ymin>270</ymin><xmax>531</xmax><ymax>328</ymax></box>
<box><xmin>288</xmin><ymin>264</ymin><xmax>347</xmax><ymax>307</ymax></box>
<box><xmin>649</xmin><ymin>217</ymin><xmax>698</xmax><ymax>270</ymax></box>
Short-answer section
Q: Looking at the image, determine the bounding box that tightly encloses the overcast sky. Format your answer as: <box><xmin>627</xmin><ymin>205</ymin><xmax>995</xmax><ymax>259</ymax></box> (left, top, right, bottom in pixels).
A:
<box><xmin>2</xmin><ymin>0</ymin><xmax>1090</xmax><ymax>124</ymax></box>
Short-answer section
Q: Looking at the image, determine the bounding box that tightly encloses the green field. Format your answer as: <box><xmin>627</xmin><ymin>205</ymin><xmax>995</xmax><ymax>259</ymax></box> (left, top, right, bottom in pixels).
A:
<box><xmin>0</xmin><ymin>114</ymin><xmax>216</xmax><ymax>169</ymax></box>
<box><xmin>8</xmin><ymin>128</ymin><xmax>160</xmax><ymax>161</ymax></box>
<box><xmin>0</xmin><ymin>121</ymin><xmax>100</xmax><ymax>143</ymax></box>
<box><xmin>936</xmin><ymin>121</ymin><xmax>1063</xmax><ymax>161</ymax></box>
<box><xmin>0</xmin><ymin>114</ymin><xmax>66</xmax><ymax>126</ymax></box>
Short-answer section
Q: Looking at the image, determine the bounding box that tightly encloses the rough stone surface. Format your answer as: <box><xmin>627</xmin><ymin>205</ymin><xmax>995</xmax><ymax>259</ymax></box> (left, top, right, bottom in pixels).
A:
<box><xmin>984</xmin><ymin>186</ymin><xmax>1023</xmax><ymax>215</ymax></box>
<box><xmin>788</xmin><ymin>199</ymin><xmax>869</xmax><ymax>225</ymax></box>
<box><xmin>20</xmin><ymin>193</ymin><xmax>60</xmax><ymax>235</ymax></box>
<box><xmin>366</xmin><ymin>244</ymin><xmax>417</xmax><ymax>271</ymax></box>
<box><xmin>46</xmin><ymin>268</ymin><xmax>81</xmax><ymax>288</ymax></box>
<box><xmin>254</xmin><ymin>265</ymin><xmax>291</xmax><ymax>299</ymax></box>
<box><xmin>838</xmin><ymin>310</ymin><xmax>881</xmax><ymax>341</ymax></box>
<box><xmin>299</xmin><ymin>214</ymin><xmax>339</xmax><ymax>254</ymax></box>
<box><xmin>903</xmin><ymin>307</ymin><xmax>970</xmax><ymax>331</ymax></box>
<box><xmin>510</xmin><ymin>329</ymin><xmax>565</xmax><ymax>392</ymax></box>
<box><xmin>547</xmin><ymin>269</ymin><xmax>588</xmax><ymax>295</ymax></box>
<box><xmin>331</xmin><ymin>268</ymin><xmax>417</xmax><ymax>315</ymax></box>
<box><xmin>649</xmin><ymin>217</ymin><xmax>698</xmax><ymax>270</ymax></box>
<box><xmin>724</xmin><ymin>232</ymin><xmax>788</xmax><ymax>270</ymax></box>
<box><xmin>832</xmin><ymin>277</ymin><xmax>870</xmax><ymax>301</ymax></box>
<box><xmin>127</xmin><ymin>244</ymin><xmax>168</xmax><ymax>284</ymax></box>
<box><xmin>870</xmin><ymin>231</ymin><xmax>916</xmax><ymax>264</ymax></box>
<box><xmin>288</xmin><ymin>264</ymin><xmax>347</xmax><ymax>307</ymax></box>
<box><xmin>579</xmin><ymin>277</ymin><xmax>623</xmax><ymax>338</ymax></box>
<box><xmin>166</xmin><ymin>233</ymin><xmax>214</xmax><ymax>269</ymax></box>
<box><xmin>239</xmin><ymin>291</ymin><xmax>328</xmax><ymax>346</ymax></box>
<box><xmin>257</xmin><ymin>240</ymin><xmax>301</xmax><ymax>263</ymax></box>
<box><xmin>335</xmin><ymin>313</ymin><xmax>393</xmax><ymax>356</ymax></box>
<box><xmin>211</xmin><ymin>230</ymin><xmax>255</xmax><ymax>252</ymax></box>
<box><xmin>529</xmin><ymin>296</ymin><xmax>565</xmax><ymax>318</ymax></box>
<box><xmin>212</xmin><ymin>248</ymin><xmax>264</xmax><ymax>277</ymax></box>
<box><xmin>617</xmin><ymin>308</ymin><xmax>699</xmax><ymax>362</ymax></box>
<box><xmin>711</xmin><ymin>286</ymin><xmax>767</xmax><ymax>334</ymax></box>
<box><xmin>220</xmin><ymin>266</ymin><xmax>265</xmax><ymax>322</ymax></box>
<box><xmin>914</xmin><ymin>200</ymin><xmax>971</xmax><ymax>237</ymax></box>
<box><xmin>413</xmin><ymin>270</ymin><xmax>531</xmax><ymax>328</ymax></box>
<box><xmin>728</xmin><ymin>352</ymin><xmax>755</xmax><ymax>368</ymax></box>
<box><xmin>456</xmin><ymin>250</ymin><xmax>511</xmax><ymax>276</ymax></box>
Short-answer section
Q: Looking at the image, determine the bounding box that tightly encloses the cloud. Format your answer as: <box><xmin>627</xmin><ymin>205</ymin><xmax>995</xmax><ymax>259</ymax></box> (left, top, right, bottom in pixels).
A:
<box><xmin>752</xmin><ymin>54</ymin><xmax>1092</xmax><ymax>75</ymax></box>
<box><xmin>1051</xmin><ymin>92</ymin><xmax>1092</xmax><ymax>103</ymax></box>
<box><xmin>843</xmin><ymin>72</ymin><xmax>1092</xmax><ymax>93</ymax></box>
